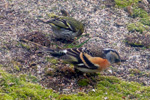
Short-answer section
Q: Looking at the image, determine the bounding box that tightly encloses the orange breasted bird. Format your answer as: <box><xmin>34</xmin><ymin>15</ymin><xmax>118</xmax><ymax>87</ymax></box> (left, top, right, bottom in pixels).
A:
<box><xmin>39</xmin><ymin>47</ymin><xmax>121</xmax><ymax>73</ymax></box>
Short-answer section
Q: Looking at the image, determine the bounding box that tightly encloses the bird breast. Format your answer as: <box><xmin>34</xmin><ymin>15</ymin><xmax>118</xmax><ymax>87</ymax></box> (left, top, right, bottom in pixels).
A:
<box><xmin>52</xmin><ymin>27</ymin><xmax>77</xmax><ymax>40</ymax></box>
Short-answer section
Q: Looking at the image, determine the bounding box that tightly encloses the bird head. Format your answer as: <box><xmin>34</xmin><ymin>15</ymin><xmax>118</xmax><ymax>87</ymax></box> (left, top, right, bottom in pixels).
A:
<box><xmin>103</xmin><ymin>48</ymin><xmax>121</xmax><ymax>65</ymax></box>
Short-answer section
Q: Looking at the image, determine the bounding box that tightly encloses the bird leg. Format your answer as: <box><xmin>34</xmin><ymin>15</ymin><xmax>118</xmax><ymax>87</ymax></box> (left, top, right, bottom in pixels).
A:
<box><xmin>74</xmin><ymin>68</ymin><xmax>95</xmax><ymax>85</ymax></box>
<box><xmin>83</xmin><ymin>73</ymin><xmax>95</xmax><ymax>85</ymax></box>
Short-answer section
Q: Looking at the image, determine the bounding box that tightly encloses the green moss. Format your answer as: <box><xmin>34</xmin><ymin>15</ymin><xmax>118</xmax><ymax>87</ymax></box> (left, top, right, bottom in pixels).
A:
<box><xmin>58</xmin><ymin>94</ymin><xmax>72</xmax><ymax>100</ymax></box>
<box><xmin>57</xmin><ymin>77</ymin><xmax>150</xmax><ymax>99</ymax></box>
<box><xmin>145</xmin><ymin>72</ymin><xmax>150</xmax><ymax>77</ymax></box>
<box><xmin>0</xmin><ymin>64</ymin><xmax>3</xmax><ymax>67</ymax></box>
<box><xmin>78</xmin><ymin>79</ymin><xmax>89</xmax><ymax>86</ymax></box>
<box><xmin>45</xmin><ymin>57</ymin><xmax>58</xmax><ymax>64</ymax></box>
<box><xmin>115</xmin><ymin>0</ymin><xmax>140</xmax><ymax>8</ymax></box>
<box><xmin>19</xmin><ymin>74</ymin><xmax>27</xmax><ymax>81</ymax></box>
<box><xmin>129</xmin><ymin>74</ymin><xmax>135</xmax><ymax>77</ymax></box>
<box><xmin>140</xmin><ymin>17</ymin><xmax>150</xmax><ymax>26</ymax></box>
<box><xmin>129</xmin><ymin>69</ymin><xmax>141</xmax><ymax>75</ymax></box>
<box><xmin>115</xmin><ymin>0</ymin><xmax>149</xmax><ymax>19</ymax></box>
<box><xmin>1</xmin><ymin>66</ymin><xmax>150</xmax><ymax>99</ymax></box>
<box><xmin>19</xmin><ymin>74</ymin><xmax>38</xmax><ymax>83</ymax></box>
<box><xmin>88</xmin><ymin>76</ymin><xmax>150</xmax><ymax>100</ymax></box>
<box><xmin>132</xmin><ymin>8</ymin><xmax>149</xmax><ymax>18</ymax></box>
<box><xmin>14</xmin><ymin>65</ymin><xmax>20</xmax><ymax>71</ymax></box>
<box><xmin>0</xmin><ymin>93</ymin><xmax>13</xmax><ymax>100</ymax></box>
<box><xmin>0</xmin><ymin>69</ymin><xmax>58</xmax><ymax>100</ymax></box>
<box><xmin>19</xmin><ymin>43</ymin><xmax>31</xmax><ymax>50</ymax></box>
<box><xmin>47</xmin><ymin>13</ymin><xmax>58</xmax><ymax>18</ymax></box>
<box><xmin>11</xmin><ymin>60</ymin><xmax>22</xmax><ymax>71</ymax></box>
<box><xmin>127</xmin><ymin>22</ymin><xmax>148</xmax><ymax>33</ymax></box>
<box><xmin>78</xmin><ymin>92</ymin><xmax>86</xmax><ymax>96</ymax></box>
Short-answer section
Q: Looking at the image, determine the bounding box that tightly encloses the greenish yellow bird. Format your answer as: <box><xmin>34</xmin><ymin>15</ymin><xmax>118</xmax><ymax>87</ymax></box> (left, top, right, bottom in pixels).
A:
<box><xmin>38</xmin><ymin>13</ymin><xmax>84</xmax><ymax>41</ymax></box>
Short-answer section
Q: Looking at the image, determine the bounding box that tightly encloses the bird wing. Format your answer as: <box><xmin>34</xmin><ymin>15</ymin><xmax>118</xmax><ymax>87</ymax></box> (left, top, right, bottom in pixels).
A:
<box><xmin>78</xmin><ymin>52</ymin><xmax>99</xmax><ymax>69</ymax></box>
<box><xmin>48</xmin><ymin>17</ymin><xmax>77</xmax><ymax>32</ymax></box>
<box><xmin>63</xmin><ymin>48</ymin><xmax>83</xmax><ymax>64</ymax></box>
<box><xmin>50</xmin><ymin>18</ymin><xmax>69</xmax><ymax>29</ymax></box>
<box><xmin>65</xmin><ymin>20</ymin><xmax>77</xmax><ymax>32</ymax></box>
<box><xmin>60</xmin><ymin>17</ymin><xmax>78</xmax><ymax>32</ymax></box>
<box><xmin>59</xmin><ymin>48</ymin><xmax>99</xmax><ymax>69</ymax></box>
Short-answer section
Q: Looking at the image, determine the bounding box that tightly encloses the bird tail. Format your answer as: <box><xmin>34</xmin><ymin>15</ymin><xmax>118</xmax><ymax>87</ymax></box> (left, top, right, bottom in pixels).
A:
<box><xmin>37</xmin><ymin>48</ymin><xmax>66</xmax><ymax>57</ymax></box>
<box><xmin>37</xmin><ymin>19</ymin><xmax>53</xmax><ymax>24</ymax></box>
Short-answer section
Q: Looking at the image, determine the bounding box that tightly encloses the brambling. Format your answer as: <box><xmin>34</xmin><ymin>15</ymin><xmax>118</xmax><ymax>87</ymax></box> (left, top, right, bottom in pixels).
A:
<box><xmin>40</xmin><ymin>47</ymin><xmax>121</xmax><ymax>73</ymax></box>
<box><xmin>38</xmin><ymin>12</ymin><xmax>84</xmax><ymax>41</ymax></box>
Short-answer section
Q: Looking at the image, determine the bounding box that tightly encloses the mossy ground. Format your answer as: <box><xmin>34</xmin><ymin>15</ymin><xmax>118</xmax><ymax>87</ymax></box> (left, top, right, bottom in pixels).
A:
<box><xmin>115</xmin><ymin>0</ymin><xmax>150</xmax><ymax>48</ymax></box>
<box><xmin>127</xmin><ymin>22</ymin><xmax>149</xmax><ymax>33</ymax></box>
<box><xmin>125</xmin><ymin>32</ymin><xmax>150</xmax><ymax>48</ymax></box>
<box><xmin>115</xmin><ymin>0</ymin><xmax>140</xmax><ymax>8</ymax></box>
<box><xmin>115</xmin><ymin>0</ymin><xmax>150</xmax><ymax>34</ymax></box>
<box><xmin>1</xmin><ymin>67</ymin><xmax>150</xmax><ymax>100</ymax></box>
<box><xmin>0</xmin><ymin>67</ymin><xmax>59</xmax><ymax>100</ymax></box>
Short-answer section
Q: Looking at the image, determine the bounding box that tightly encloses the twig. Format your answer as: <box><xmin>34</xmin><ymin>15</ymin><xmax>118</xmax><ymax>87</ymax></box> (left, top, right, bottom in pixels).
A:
<box><xmin>20</xmin><ymin>39</ymin><xmax>48</xmax><ymax>49</ymax></box>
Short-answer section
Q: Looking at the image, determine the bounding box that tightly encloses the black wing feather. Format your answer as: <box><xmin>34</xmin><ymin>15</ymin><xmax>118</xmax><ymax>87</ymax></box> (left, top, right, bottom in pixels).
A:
<box><xmin>81</xmin><ymin>53</ymin><xmax>98</xmax><ymax>69</ymax></box>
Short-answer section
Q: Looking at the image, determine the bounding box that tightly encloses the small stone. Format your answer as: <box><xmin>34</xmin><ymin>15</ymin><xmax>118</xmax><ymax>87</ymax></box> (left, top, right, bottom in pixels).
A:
<box><xmin>108</xmin><ymin>69</ymin><xmax>112</xmax><ymax>74</ymax></box>
<box><xmin>92</xmin><ymin>89</ymin><xmax>96</xmax><ymax>92</ymax></box>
